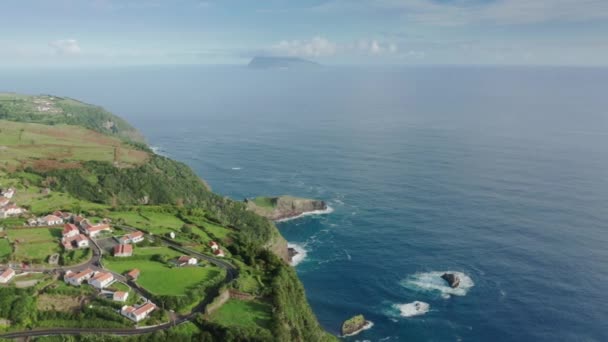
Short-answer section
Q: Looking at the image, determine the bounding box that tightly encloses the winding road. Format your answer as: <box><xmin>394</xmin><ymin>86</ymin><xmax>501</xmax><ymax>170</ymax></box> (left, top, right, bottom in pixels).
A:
<box><xmin>0</xmin><ymin>224</ymin><xmax>238</xmax><ymax>339</ymax></box>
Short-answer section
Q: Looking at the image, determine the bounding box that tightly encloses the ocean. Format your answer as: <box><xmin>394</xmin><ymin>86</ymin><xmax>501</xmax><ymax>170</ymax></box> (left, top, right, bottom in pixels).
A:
<box><xmin>2</xmin><ymin>65</ymin><xmax>608</xmax><ymax>341</ymax></box>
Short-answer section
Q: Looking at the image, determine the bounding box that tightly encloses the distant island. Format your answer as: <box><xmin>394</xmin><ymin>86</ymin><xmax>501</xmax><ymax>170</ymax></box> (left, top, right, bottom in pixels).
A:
<box><xmin>245</xmin><ymin>196</ymin><xmax>329</xmax><ymax>221</ymax></box>
<box><xmin>248</xmin><ymin>56</ymin><xmax>320</xmax><ymax>69</ymax></box>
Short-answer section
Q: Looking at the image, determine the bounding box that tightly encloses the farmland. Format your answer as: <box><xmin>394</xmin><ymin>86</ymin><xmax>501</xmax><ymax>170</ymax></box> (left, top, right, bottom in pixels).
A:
<box><xmin>210</xmin><ymin>299</ymin><xmax>272</xmax><ymax>330</ymax></box>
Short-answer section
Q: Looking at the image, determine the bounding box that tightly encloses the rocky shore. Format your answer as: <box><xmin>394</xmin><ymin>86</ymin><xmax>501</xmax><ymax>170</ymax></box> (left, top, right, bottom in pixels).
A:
<box><xmin>341</xmin><ymin>314</ymin><xmax>372</xmax><ymax>336</ymax></box>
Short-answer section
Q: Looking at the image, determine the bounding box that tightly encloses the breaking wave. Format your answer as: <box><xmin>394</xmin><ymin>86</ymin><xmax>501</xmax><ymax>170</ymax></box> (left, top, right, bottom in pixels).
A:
<box><xmin>392</xmin><ymin>301</ymin><xmax>430</xmax><ymax>318</ymax></box>
<box><xmin>401</xmin><ymin>271</ymin><xmax>474</xmax><ymax>299</ymax></box>
<box><xmin>288</xmin><ymin>243</ymin><xmax>308</xmax><ymax>266</ymax></box>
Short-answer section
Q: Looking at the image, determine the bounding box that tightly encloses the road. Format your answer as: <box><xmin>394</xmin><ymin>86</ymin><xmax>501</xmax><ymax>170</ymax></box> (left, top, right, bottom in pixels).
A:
<box><xmin>0</xmin><ymin>225</ymin><xmax>238</xmax><ymax>339</ymax></box>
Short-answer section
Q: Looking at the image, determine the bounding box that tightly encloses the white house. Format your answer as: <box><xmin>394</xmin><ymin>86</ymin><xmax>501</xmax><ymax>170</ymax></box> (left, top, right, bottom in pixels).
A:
<box><xmin>0</xmin><ymin>204</ymin><xmax>26</xmax><ymax>218</ymax></box>
<box><xmin>73</xmin><ymin>234</ymin><xmax>90</xmax><ymax>248</ymax></box>
<box><xmin>38</xmin><ymin>215</ymin><xmax>63</xmax><ymax>226</ymax></box>
<box><xmin>177</xmin><ymin>255</ymin><xmax>198</xmax><ymax>266</ymax></box>
<box><xmin>0</xmin><ymin>268</ymin><xmax>15</xmax><ymax>284</ymax></box>
<box><xmin>62</xmin><ymin>223</ymin><xmax>80</xmax><ymax>239</ymax></box>
<box><xmin>122</xmin><ymin>231</ymin><xmax>145</xmax><ymax>244</ymax></box>
<box><xmin>64</xmin><ymin>268</ymin><xmax>94</xmax><ymax>286</ymax></box>
<box><xmin>213</xmin><ymin>249</ymin><xmax>225</xmax><ymax>258</ymax></box>
<box><xmin>86</xmin><ymin>224</ymin><xmax>111</xmax><ymax>237</ymax></box>
<box><xmin>113</xmin><ymin>291</ymin><xmax>129</xmax><ymax>302</ymax></box>
<box><xmin>121</xmin><ymin>302</ymin><xmax>156</xmax><ymax>322</ymax></box>
<box><xmin>89</xmin><ymin>272</ymin><xmax>114</xmax><ymax>289</ymax></box>
<box><xmin>1</xmin><ymin>188</ymin><xmax>15</xmax><ymax>199</ymax></box>
<box><xmin>208</xmin><ymin>241</ymin><xmax>219</xmax><ymax>251</ymax></box>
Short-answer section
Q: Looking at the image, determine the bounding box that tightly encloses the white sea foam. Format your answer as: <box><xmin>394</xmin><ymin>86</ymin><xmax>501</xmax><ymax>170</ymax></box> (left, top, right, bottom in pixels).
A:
<box><xmin>275</xmin><ymin>205</ymin><xmax>334</xmax><ymax>222</ymax></box>
<box><xmin>341</xmin><ymin>320</ymin><xmax>374</xmax><ymax>337</ymax></box>
<box><xmin>150</xmin><ymin>146</ymin><xmax>167</xmax><ymax>156</ymax></box>
<box><xmin>288</xmin><ymin>243</ymin><xmax>307</xmax><ymax>266</ymax></box>
<box><xmin>401</xmin><ymin>271</ymin><xmax>474</xmax><ymax>298</ymax></box>
<box><xmin>393</xmin><ymin>301</ymin><xmax>430</xmax><ymax>318</ymax></box>
<box><xmin>231</xmin><ymin>167</ymin><xmax>242</xmax><ymax>170</ymax></box>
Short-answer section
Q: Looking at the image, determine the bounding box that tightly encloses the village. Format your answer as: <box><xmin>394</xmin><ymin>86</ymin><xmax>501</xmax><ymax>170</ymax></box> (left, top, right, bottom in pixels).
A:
<box><xmin>0</xmin><ymin>186</ymin><xmax>229</xmax><ymax>325</ymax></box>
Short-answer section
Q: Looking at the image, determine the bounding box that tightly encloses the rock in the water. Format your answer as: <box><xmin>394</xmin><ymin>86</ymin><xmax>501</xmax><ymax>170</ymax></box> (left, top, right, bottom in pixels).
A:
<box><xmin>441</xmin><ymin>273</ymin><xmax>460</xmax><ymax>288</ymax></box>
<box><xmin>341</xmin><ymin>314</ymin><xmax>370</xmax><ymax>336</ymax></box>
<box><xmin>287</xmin><ymin>247</ymin><xmax>299</xmax><ymax>260</ymax></box>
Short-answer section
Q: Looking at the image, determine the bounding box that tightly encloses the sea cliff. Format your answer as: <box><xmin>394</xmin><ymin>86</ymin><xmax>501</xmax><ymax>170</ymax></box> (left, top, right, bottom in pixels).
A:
<box><xmin>245</xmin><ymin>196</ymin><xmax>328</xmax><ymax>221</ymax></box>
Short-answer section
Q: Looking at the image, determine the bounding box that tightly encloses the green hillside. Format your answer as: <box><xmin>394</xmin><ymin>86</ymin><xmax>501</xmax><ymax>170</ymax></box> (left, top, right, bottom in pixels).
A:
<box><xmin>0</xmin><ymin>94</ymin><xmax>335</xmax><ymax>341</ymax></box>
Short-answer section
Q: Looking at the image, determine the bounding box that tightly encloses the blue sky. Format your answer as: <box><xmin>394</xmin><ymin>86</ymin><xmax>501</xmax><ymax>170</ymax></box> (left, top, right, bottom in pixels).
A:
<box><xmin>2</xmin><ymin>0</ymin><xmax>608</xmax><ymax>66</ymax></box>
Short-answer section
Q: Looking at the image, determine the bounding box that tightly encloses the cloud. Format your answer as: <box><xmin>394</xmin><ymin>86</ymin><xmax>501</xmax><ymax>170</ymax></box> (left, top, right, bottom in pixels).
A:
<box><xmin>49</xmin><ymin>39</ymin><xmax>82</xmax><ymax>56</ymax></box>
<box><xmin>269</xmin><ymin>36</ymin><xmax>398</xmax><ymax>58</ymax></box>
<box><xmin>271</xmin><ymin>36</ymin><xmax>338</xmax><ymax>57</ymax></box>
<box><xmin>310</xmin><ymin>0</ymin><xmax>608</xmax><ymax>26</ymax></box>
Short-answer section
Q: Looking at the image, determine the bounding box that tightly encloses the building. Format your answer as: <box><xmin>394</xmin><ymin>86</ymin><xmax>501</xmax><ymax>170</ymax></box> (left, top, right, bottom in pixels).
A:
<box><xmin>73</xmin><ymin>234</ymin><xmax>90</xmax><ymax>248</ymax></box>
<box><xmin>89</xmin><ymin>272</ymin><xmax>114</xmax><ymax>289</ymax></box>
<box><xmin>64</xmin><ymin>268</ymin><xmax>94</xmax><ymax>286</ymax></box>
<box><xmin>120</xmin><ymin>231</ymin><xmax>144</xmax><ymax>244</ymax></box>
<box><xmin>177</xmin><ymin>255</ymin><xmax>197</xmax><ymax>266</ymax></box>
<box><xmin>0</xmin><ymin>268</ymin><xmax>15</xmax><ymax>284</ymax></box>
<box><xmin>213</xmin><ymin>249</ymin><xmax>225</xmax><ymax>257</ymax></box>
<box><xmin>53</xmin><ymin>211</ymin><xmax>73</xmax><ymax>221</ymax></box>
<box><xmin>209</xmin><ymin>241</ymin><xmax>219</xmax><ymax>251</ymax></box>
<box><xmin>113</xmin><ymin>291</ymin><xmax>129</xmax><ymax>302</ymax></box>
<box><xmin>1</xmin><ymin>188</ymin><xmax>15</xmax><ymax>199</ymax></box>
<box><xmin>73</xmin><ymin>215</ymin><xmax>86</xmax><ymax>227</ymax></box>
<box><xmin>126</xmin><ymin>269</ymin><xmax>140</xmax><ymax>280</ymax></box>
<box><xmin>0</xmin><ymin>197</ymin><xmax>8</xmax><ymax>207</ymax></box>
<box><xmin>121</xmin><ymin>302</ymin><xmax>156</xmax><ymax>322</ymax></box>
<box><xmin>62</xmin><ymin>223</ymin><xmax>80</xmax><ymax>239</ymax></box>
<box><xmin>114</xmin><ymin>244</ymin><xmax>133</xmax><ymax>257</ymax></box>
<box><xmin>86</xmin><ymin>224</ymin><xmax>111</xmax><ymax>237</ymax></box>
<box><xmin>0</xmin><ymin>204</ymin><xmax>26</xmax><ymax>218</ymax></box>
<box><xmin>38</xmin><ymin>215</ymin><xmax>63</xmax><ymax>226</ymax></box>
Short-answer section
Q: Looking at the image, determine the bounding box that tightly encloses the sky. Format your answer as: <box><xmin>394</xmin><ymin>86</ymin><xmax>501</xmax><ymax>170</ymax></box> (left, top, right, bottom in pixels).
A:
<box><xmin>2</xmin><ymin>0</ymin><xmax>608</xmax><ymax>66</ymax></box>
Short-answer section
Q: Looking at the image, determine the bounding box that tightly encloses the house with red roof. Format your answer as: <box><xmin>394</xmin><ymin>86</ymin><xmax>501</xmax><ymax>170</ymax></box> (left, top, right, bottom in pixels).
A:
<box><xmin>89</xmin><ymin>272</ymin><xmax>114</xmax><ymax>289</ymax></box>
<box><xmin>113</xmin><ymin>291</ymin><xmax>129</xmax><ymax>302</ymax></box>
<box><xmin>62</xmin><ymin>223</ymin><xmax>80</xmax><ymax>239</ymax></box>
<box><xmin>208</xmin><ymin>241</ymin><xmax>219</xmax><ymax>251</ymax></box>
<box><xmin>0</xmin><ymin>268</ymin><xmax>15</xmax><ymax>284</ymax></box>
<box><xmin>64</xmin><ymin>268</ymin><xmax>94</xmax><ymax>286</ymax></box>
<box><xmin>38</xmin><ymin>214</ymin><xmax>63</xmax><ymax>226</ymax></box>
<box><xmin>177</xmin><ymin>255</ymin><xmax>198</xmax><ymax>266</ymax></box>
<box><xmin>127</xmin><ymin>269</ymin><xmax>140</xmax><ymax>280</ymax></box>
<box><xmin>86</xmin><ymin>224</ymin><xmax>111</xmax><ymax>238</ymax></box>
<box><xmin>114</xmin><ymin>244</ymin><xmax>133</xmax><ymax>257</ymax></box>
<box><xmin>120</xmin><ymin>231</ymin><xmax>144</xmax><ymax>244</ymax></box>
<box><xmin>121</xmin><ymin>302</ymin><xmax>156</xmax><ymax>322</ymax></box>
<box><xmin>0</xmin><ymin>197</ymin><xmax>8</xmax><ymax>207</ymax></box>
<box><xmin>213</xmin><ymin>249</ymin><xmax>225</xmax><ymax>257</ymax></box>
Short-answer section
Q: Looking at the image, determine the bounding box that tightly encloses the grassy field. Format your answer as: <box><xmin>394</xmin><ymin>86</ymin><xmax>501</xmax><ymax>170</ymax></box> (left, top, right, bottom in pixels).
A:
<box><xmin>108</xmin><ymin>210</ymin><xmax>185</xmax><ymax>236</ymax></box>
<box><xmin>8</xmin><ymin>228</ymin><xmax>61</xmax><ymax>262</ymax></box>
<box><xmin>0</xmin><ymin>119</ymin><xmax>149</xmax><ymax>171</ymax></box>
<box><xmin>250</xmin><ymin>197</ymin><xmax>276</xmax><ymax>209</ymax></box>
<box><xmin>210</xmin><ymin>299</ymin><xmax>272</xmax><ymax>330</ymax></box>
<box><xmin>104</xmin><ymin>247</ymin><xmax>224</xmax><ymax>296</ymax></box>
<box><xmin>200</xmin><ymin>220</ymin><xmax>233</xmax><ymax>241</ymax></box>
<box><xmin>0</xmin><ymin>239</ymin><xmax>12</xmax><ymax>261</ymax></box>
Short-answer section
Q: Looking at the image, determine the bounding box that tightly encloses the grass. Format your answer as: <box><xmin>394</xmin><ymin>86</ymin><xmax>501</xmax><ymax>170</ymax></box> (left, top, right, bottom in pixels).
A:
<box><xmin>210</xmin><ymin>299</ymin><xmax>273</xmax><ymax>330</ymax></box>
<box><xmin>0</xmin><ymin>239</ymin><xmax>12</xmax><ymax>261</ymax></box>
<box><xmin>104</xmin><ymin>247</ymin><xmax>224</xmax><ymax>296</ymax></box>
<box><xmin>0</xmin><ymin>119</ymin><xmax>149</xmax><ymax>171</ymax></box>
<box><xmin>250</xmin><ymin>197</ymin><xmax>277</xmax><ymax>209</ymax></box>
<box><xmin>7</xmin><ymin>227</ymin><xmax>61</xmax><ymax>262</ymax></box>
<box><xmin>108</xmin><ymin>210</ymin><xmax>185</xmax><ymax>236</ymax></box>
<box><xmin>200</xmin><ymin>220</ymin><xmax>232</xmax><ymax>241</ymax></box>
<box><xmin>37</xmin><ymin>294</ymin><xmax>86</xmax><ymax>312</ymax></box>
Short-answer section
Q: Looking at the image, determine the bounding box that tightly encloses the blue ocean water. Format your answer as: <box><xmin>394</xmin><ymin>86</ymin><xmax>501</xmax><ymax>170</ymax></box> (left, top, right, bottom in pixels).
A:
<box><xmin>2</xmin><ymin>66</ymin><xmax>608</xmax><ymax>341</ymax></box>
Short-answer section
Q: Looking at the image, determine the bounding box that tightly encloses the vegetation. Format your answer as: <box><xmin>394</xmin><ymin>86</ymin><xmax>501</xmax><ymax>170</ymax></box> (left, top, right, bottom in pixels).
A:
<box><xmin>210</xmin><ymin>299</ymin><xmax>272</xmax><ymax>330</ymax></box>
<box><xmin>0</xmin><ymin>94</ymin><xmax>334</xmax><ymax>341</ymax></box>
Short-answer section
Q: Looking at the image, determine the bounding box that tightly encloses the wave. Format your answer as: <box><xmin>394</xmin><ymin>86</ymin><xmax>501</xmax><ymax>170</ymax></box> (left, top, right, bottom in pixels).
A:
<box><xmin>275</xmin><ymin>205</ymin><xmax>334</xmax><ymax>222</ymax></box>
<box><xmin>288</xmin><ymin>243</ymin><xmax>307</xmax><ymax>266</ymax></box>
<box><xmin>393</xmin><ymin>301</ymin><xmax>430</xmax><ymax>318</ymax></box>
<box><xmin>231</xmin><ymin>167</ymin><xmax>242</xmax><ymax>170</ymax></box>
<box><xmin>341</xmin><ymin>320</ymin><xmax>374</xmax><ymax>337</ymax></box>
<box><xmin>401</xmin><ymin>271</ymin><xmax>474</xmax><ymax>299</ymax></box>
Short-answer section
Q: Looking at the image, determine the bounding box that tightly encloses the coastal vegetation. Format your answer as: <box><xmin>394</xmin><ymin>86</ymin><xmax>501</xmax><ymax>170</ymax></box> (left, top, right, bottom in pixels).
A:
<box><xmin>0</xmin><ymin>94</ymin><xmax>335</xmax><ymax>341</ymax></box>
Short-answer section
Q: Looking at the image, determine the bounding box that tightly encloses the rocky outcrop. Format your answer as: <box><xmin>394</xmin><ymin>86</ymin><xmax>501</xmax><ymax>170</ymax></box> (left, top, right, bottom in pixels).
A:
<box><xmin>441</xmin><ymin>273</ymin><xmax>460</xmax><ymax>288</ymax></box>
<box><xmin>245</xmin><ymin>196</ymin><xmax>327</xmax><ymax>221</ymax></box>
<box><xmin>341</xmin><ymin>314</ymin><xmax>370</xmax><ymax>336</ymax></box>
<box><xmin>267</xmin><ymin>233</ymin><xmax>290</xmax><ymax>263</ymax></box>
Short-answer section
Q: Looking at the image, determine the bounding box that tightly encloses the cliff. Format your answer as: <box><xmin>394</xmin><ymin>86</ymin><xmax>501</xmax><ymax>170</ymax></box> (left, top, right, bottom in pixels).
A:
<box><xmin>245</xmin><ymin>196</ymin><xmax>328</xmax><ymax>221</ymax></box>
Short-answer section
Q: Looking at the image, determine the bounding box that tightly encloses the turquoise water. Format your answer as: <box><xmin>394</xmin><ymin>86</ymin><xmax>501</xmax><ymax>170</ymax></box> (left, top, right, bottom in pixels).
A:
<box><xmin>3</xmin><ymin>66</ymin><xmax>608</xmax><ymax>341</ymax></box>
